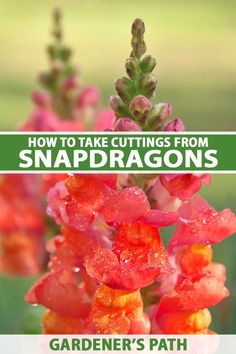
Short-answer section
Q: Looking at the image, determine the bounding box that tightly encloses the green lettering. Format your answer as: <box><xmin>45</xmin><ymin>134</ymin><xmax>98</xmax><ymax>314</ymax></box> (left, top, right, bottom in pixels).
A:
<box><xmin>93</xmin><ymin>338</ymin><xmax>100</xmax><ymax>351</ymax></box>
<box><xmin>61</xmin><ymin>339</ymin><xmax>70</xmax><ymax>351</ymax></box>
<box><xmin>150</xmin><ymin>338</ymin><xmax>158</xmax><ymax>350</ymax></box>
<box><xmin>167</xmin><ymin>338</ymin><xmax>175</xmax><ymax>351</ymax></box>
<box><xmin>159</xmin><ymin>339</ymin><xmax>168</xmax><ymax>351</ymax></box>
<box><xmin>113</xmin><ymin>338</ymin><xmax>121</xmax><ymax>351</ymax></box>
<box><xmin>178</xmin><ymin>338</ymin><xmax>187</xmax><ymax>351</ymax></box>
<box><xmin>137</xmin><ymin>338</ymin><xmax>145</xmax><ymax>351</ymax></box>
<box><xmin>49</xmin><ymin>338</ymin><xmax>59</xmax><ymax>351</ymax></box>
<box><xmin>82</xmin><ymin>339</ymin><xmax>92</xmax><ymax>351</ymax></box>
<box><xmin>72</xmin><ymin>339</ymin><xmax>80</xmax><ymax>351</ymax></box>
<box><xmin>123</xmin><ymin>338</ymin><xmax>132</xmax><ymax>351</ymax></box>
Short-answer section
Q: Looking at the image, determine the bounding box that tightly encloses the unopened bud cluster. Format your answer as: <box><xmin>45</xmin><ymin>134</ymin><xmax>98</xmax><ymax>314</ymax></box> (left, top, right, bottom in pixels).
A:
<box><xmin>37</xmin><ymin>9</ymin><xmax>81</xmax><ymax>119</ymax></box>
<box><xmin>110</xmin><ymin>18</ymin><xmax>184</xmax><ymax>132</ymax></box>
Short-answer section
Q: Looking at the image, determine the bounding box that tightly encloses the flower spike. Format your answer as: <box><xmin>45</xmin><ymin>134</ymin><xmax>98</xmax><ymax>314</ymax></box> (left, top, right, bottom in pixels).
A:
<box><xmin>37</xmin><ymin>8</ymin><xmax>80</xmax><ymax>119</ymax></box>
<box><xmin>110</xmin><ymin>19</ymin><xmax>176</xmax><ymax>131</ymax></box>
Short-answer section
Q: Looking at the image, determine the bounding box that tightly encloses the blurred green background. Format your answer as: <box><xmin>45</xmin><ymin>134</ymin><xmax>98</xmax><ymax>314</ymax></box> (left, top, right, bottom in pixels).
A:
<box><xmin>0</xmin><ymin>0</ymin><xmax>236</xmax><ymax>334</ymax></box>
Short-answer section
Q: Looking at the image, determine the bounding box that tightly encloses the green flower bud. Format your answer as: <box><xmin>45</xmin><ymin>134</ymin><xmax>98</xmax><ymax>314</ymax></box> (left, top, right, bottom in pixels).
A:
<box><xmin>115</xmin><ymin>77</ymin><xmax>136</xmax><ymax>104</ymax></box>
<box><xmin>52</xmin><ymin>28</ymin><xmax>62</xmax><ymax>41</ymax></box>
<box><xmin>140</xmin><ymin>55</ymin><xmax>156</xmax><ymax>73</ymax></box>
<box><xmin>131</xmin><ymin>39</ymin><xmax>146</xmax><ymax>59</ymax></box>
<box><xmin>131</xmin><ymin>18</ymin><xmax>146</xmax><ymax>58</ymax></box>
<box><xmin>52</xmin><ymin>8</ymin><xmax>63</xmax><ymax>40</ymax></box>
<box><xmin>59</xmin><ymin>46</ymin><xmax>72</xmax><ymax>62</ymax></box>
<box><xmin>38</xmin><ymin>72</ymin><xmax>54</xmax><ymax>90</ymax></box>
<box><xmin>47</xmin><ymin>45</ymin><xmax>56</xmax><ymax>59</ymax></box>
<box><xmin>145</xmin><ymin>103</ymin><xmax>172</xmax><ymax>130</ymax></box>
<box><xmin>126</xmin><ymin>57</ymin><xmax>139</xmax><ymax>80</ymax></box>
<box><xmin>53</xmin><ymin>8</ymin><xmax>62</xmax><ymax>24</ymax></box>
<box><xmin>110</xmin><ymin>96</ymin><xmax>130</xmax><ymax>118</ymax></box>
<box><xmin>132</xmin><ymin>18</ymin><xmax>145</xmax><ymax>37</ymax></box>
<box><xmin>138</xmin><ymin>73</ymin><xmax>157</xmax><ymax>98</ymax></box>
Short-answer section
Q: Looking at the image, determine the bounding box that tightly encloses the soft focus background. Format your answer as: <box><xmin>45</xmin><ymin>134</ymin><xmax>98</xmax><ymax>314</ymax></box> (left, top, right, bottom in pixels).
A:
<box><xmin>0</xmin><ymin>0</ymin><xmax>235</xmax><ymax>333</ymax></box>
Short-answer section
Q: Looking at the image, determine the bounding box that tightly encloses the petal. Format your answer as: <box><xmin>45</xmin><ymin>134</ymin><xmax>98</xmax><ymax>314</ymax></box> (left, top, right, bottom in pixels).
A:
<box><xmin>128</xmin><ymin>310</ymin><xmax>151</xmax><ymax>334</ymax></box>
<box><xmin>138</xmin><ymin>209</ymin><xmax>179</xmax><ymax>227</ymax></box>
<box><xmin>43</xmin><ymin>310</ymin><xmax>87</xmax><ymax>334</ymax></box>
<box><xmin>85</xmin><ymin>245</ymin><xmax>170</xmax><ymax>290</ymax></box>
<box><xmin>178</xmin><ymin>244</ymin><xmax>213</xmax><ymax>276</ymax></box>
<box><xmin>101</xmin><ymin>187</ymin><xmax>150</xmax><ymax>224</ymax></box>
<box><xmin>160</xmin><ymin>174</ymin><xmax>210</xmax><ymax>201</ymax></box>
<box><xmin>157</xmin><ymin>308</ymin><xmax>211</xmax><ymax>334</ymax></box>
<box><xmin>89</xmin><ymin>302</ymin><xmax>130</xmax><ymax>334</ymax></box>
<box><xmin>21</xmin><ymin>108</ymin><xmax>60</xmax><ymax>132</ymax></box>
<box><xmin>25</xmin><ymin>272</ymin><xmax>91</xmax><ymax>318</ymax></box>
<box><xmin>96</xmin><ymin>285</ymin><xmax>143</xmax><ymax>312</ymax></box>
<box><xmin>93</xmin><ymin>110</ymin><xmax>116</xmax><ymax>131</ymax></box>
<box><xmin>169</xmin><ymin>195</ymin><xmax>236</xmax><ymax>249</ymax></box>
<box><xmin>157</xmin><ymin>276</ymin><xmax>229</xmax><ymax>314</ymax></box>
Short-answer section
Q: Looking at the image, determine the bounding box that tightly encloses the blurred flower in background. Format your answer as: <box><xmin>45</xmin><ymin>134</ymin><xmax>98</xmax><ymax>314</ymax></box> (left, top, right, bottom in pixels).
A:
<box><xmin>0</xmin><ymin>7</ymin><xmax>114</xmax><ymax>280</ymax></box>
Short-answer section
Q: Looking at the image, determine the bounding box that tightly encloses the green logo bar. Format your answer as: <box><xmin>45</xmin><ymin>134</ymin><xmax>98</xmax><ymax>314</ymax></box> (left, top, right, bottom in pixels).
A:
<box><xmin>0</xmin><ymin>132</ymin><xmax>235</xmax><ymax>172</ymax></box>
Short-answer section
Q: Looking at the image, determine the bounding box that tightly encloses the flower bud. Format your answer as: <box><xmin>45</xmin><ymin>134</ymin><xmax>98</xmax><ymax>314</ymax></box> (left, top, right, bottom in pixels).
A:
<box><xmin>77</xmin><ymin>85</ymin><xmax>101</xmax><ymax>108</ymax></box>
<box><xmin>131</xmin><ymin>19</ymin><xmax>146</xmax><ymax>58</ymax></box>
<box><xmin>52</xmin><ymin>59</ymin><xmax>64</xmax><ymax>73</ymax></box>
<box><xmin>129</xmin><ymin>95</ymin><xmax>152</xmax><ymax>122</ymax></box>
<box><xmin>31</xmin><ymin>90</ymin><xmax>52</xmax><ymax>107</ymax></box>
<box><xmin>60</xmin><ymin>46</ymin><xmax>72</xmax><ymax>62</ymax></box>
<box><xmin>139</xmin><ymin>74</ymin><xmax>157</xmax><ymax>98</ymax></box>
<box><xmin>38</xmin><ymin>72</ymin><xmax>53</xmax><ymax>88</ymax></box>
<box><xmin>164</xmin><ymin>118</ymin><xmax>185</xmax><ymax>132</ymax></box>
<box><xmin>126</xmin><ymin>57</ymin><xmax>139</xmax><ymax>80</ymax></box>
<box><xmin>157</xmin><ymin>103</ymin><xmax>172</xmax><ymax>120</ymax></box>
<box><xmin>113</xmin><ymin>118</ymin><xmax>141</xmax><ymax>132</ymax></box>
<box><xmin>140</xmin><ymin>55</ymin><xmax>156</xmax><ymax>73</ymax></box>
<box><xmin>52</xmin><ymin>28</ymin><xmax>62</xmax><ymax>41</ymax></box>
<box><xmin>47</xmin><ymin>45</ymin><xmax>56</xmax><ymax>59</ymax></box>
<box><xmin>145</xmin><ymin>103</ymin><xmax>171</xmax><ymax>131</ymax></box>
<box><xmin>110</xmin><ymin>96</ymin><xmax>129</xmax><ymax>118</ymax></box>
<box><xmin>131</xmin><ymin>39</ymin><xmax>146</xmax><ymax>59</ymax></box>
<box><xmin>53</xmin><ymin>8</ymin><xmax>62</xmax><ymax>24</ymax></box>
<box><xmin>115</xmin><ymin>77</ymin><xmax>135</xmax><ymax>104</ymax></box>
<box><xmin>63</xmin><ymin>76</ymin><xmax>79</xmax><ymax>91</ymax></box>
<box><xmin>132</xmin><ymin>18</ymin><xmax>145</xmax><ymax>37</ymax></box>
